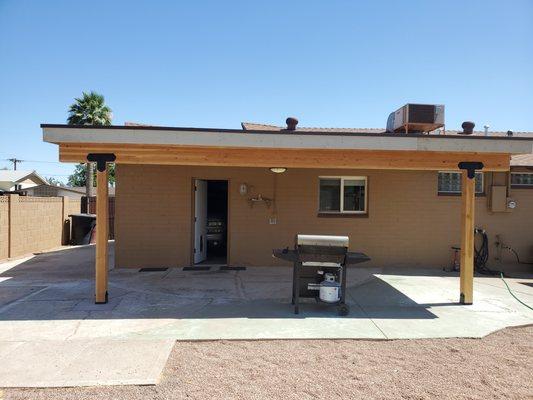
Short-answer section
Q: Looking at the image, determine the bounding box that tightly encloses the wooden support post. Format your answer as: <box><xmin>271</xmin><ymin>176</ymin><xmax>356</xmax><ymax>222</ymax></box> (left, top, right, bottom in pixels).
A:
<box><xmin>459</xmin><ymin>170</ymin><xmax>475</xmax><ymax>304</ymax></box>
<box><xmin>95</xmin><ymin>165</ymin><xmax>109</xmax><ymax>304</ymax></box>
<box><xmin>87</xmin><ymin>153</ymin><xmax>115</xmax><ymax>304</ymax></box>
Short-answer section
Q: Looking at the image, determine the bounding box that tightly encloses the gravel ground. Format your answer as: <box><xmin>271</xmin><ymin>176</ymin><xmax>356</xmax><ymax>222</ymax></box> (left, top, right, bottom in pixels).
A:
<box><xmin>4</xmin><ymin>325</ymin><xmax>532</xmax><ymax>400</ymax></box>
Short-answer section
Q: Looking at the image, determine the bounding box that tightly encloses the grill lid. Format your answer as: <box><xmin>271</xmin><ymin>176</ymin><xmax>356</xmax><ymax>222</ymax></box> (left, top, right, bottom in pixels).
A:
<box><xmin>296</xmin><ymin>234</ymin><xmax>349</xmax><ymax>248</ymax></box>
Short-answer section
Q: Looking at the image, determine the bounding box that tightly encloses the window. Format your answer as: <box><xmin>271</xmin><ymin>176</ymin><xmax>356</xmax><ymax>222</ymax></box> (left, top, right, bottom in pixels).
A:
<box><xmin>438</xmin><ymin>172</ymin><xmax>484</xmax><ymax>194</ymax></box>
<box><xmin>511</xmin><ymin>172</ymin><xmax>533</xmax><ymax>187</ymax></box>
<box><xmin>319</xmin><ymin>177</ymin><xmax>367</xmax><ymax>213</ymax></box>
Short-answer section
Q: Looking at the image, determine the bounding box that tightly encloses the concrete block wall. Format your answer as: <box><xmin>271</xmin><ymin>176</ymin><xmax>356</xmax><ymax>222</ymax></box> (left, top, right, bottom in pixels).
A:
<box><xmin>115</xmin><ymin>165</ymin><xmax>533</xmax><ymax>270</ymax></box>
<box><xmin>0</xmin><ymin>198</ymin><xmax>8</xmax><ymax>260</ymax></box>
<box><xmin>0</xmin><ymin>195</ymin><xmax>81</xmax><ymax>260</ymax></box>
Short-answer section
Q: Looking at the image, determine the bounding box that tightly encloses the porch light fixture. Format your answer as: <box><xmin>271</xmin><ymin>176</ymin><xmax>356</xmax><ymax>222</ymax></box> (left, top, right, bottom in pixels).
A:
<box><xmin>269</xmin><ymin>167</ymin><xmax>287</xmax><ymax>174</ymax></box>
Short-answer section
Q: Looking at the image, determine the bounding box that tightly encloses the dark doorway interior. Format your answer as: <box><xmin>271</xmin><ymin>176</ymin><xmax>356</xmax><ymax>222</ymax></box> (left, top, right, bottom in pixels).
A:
<box><xmin>203</xmin><ymin>180</ymin><xmax>228</xmax><ymax>265</ymax></box>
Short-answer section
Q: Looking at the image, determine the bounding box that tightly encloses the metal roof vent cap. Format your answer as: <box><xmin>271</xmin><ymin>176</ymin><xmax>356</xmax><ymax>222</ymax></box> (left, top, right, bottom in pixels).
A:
<box><xmin>286</xmin><ymin>117</ymin><xmax>298</xmax><ymax>131</ymax></box>
<box><xmin>460</xmin><ymin>121</ymin><xmax>475</xmax><ymax>135</ymax></box>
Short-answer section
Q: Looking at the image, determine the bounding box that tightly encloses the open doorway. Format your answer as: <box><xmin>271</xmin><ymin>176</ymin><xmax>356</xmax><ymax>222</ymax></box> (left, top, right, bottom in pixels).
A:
<box><xmin>193</xmin><ymin>179</ymin><xmax>228</xmax><ymax>265</ymax></box>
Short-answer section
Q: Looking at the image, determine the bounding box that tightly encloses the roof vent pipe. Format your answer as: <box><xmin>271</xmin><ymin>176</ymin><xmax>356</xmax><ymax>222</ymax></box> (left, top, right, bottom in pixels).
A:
<box><xmin>286</xmin><ymin>117</ymin><xmax>298</xmax><ymax>131</ymax></box>
<box><xmin>460</xmin><ymin>121</ymin><xmax>475</xmax><ymax>135</ymax></box>
<box><xmin>483</xmin><ymin>125</ymin><xmax>489</xmax><ymax>136</ymax></box>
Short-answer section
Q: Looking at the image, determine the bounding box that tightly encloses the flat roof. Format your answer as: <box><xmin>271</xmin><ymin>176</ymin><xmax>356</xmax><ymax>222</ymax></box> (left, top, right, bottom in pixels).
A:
<box><xmin>41</xmin><ymin>124</ymin><xmax>533</xmax><ymax>155</ymax></box>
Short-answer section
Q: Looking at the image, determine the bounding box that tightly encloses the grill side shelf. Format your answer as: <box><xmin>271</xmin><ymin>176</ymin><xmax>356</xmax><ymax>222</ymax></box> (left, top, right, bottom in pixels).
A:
<box><xmin>272</xmin><ymin>248</ymin><xmax>299</xmax><ymax>262</ymax></box>
<box><xmin>273</xmin><ymin>249</ymin><xmax>371</xmax><ymax>266</ymax></box>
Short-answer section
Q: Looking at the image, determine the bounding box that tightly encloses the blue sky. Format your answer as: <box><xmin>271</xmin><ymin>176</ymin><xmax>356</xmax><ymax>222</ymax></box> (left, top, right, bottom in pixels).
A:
<box><xmin>1</xmin><ymin>0</ymin><xmax>532</xmax><ymax>182</ymax></box>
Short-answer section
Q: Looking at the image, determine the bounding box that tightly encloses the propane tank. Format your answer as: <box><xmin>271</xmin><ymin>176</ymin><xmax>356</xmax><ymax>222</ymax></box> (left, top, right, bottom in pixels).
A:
<box><xmin>319</xmin><ymin>273</ymin><xmax>341</xmax><ymax>303</ymax></box>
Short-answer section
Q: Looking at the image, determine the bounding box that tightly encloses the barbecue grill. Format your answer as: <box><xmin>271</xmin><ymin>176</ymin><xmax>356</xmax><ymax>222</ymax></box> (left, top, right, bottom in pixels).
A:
<box><xmin>273</xmin><ymin>234</ymin><xmax>370</xmax><ymax>315</ymax></box>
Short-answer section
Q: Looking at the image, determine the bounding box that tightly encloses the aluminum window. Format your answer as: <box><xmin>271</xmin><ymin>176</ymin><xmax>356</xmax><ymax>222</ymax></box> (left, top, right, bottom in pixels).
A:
<box><xmin>511</xmin><ymin>172</ymin><xmax>533</xmax><ymax>187</ymax></box>
<box><xmin>438</xmin><ymin>172</ymin><xmax>484</xmax><ymax>194</ymax></box>
<box><xmin>319</xmin><ymin>176</ymin><xmax>367</xmax><ymax>213</ymax></box>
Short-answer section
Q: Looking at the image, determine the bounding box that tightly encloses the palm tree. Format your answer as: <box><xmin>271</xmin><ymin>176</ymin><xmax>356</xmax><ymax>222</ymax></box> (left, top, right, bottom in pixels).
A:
<box><xmin>67</xmin><ymin>91</ymin><xmax>112</xmax><ymax>209</ymax></box>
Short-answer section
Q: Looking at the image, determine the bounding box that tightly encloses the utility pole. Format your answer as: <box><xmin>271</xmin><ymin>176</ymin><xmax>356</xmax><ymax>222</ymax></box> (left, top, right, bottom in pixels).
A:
<box><xmin>6</xmin><ymin>158</ymin><xmax>23</xmax><ymax>170</ymax></box>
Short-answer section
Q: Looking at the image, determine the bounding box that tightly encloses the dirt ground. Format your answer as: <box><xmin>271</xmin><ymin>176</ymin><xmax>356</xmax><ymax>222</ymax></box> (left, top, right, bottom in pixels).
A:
<box><xmin>4</xmin><ymin>325</ymin><xmax>532</xmax><ymax>400</ymax></box>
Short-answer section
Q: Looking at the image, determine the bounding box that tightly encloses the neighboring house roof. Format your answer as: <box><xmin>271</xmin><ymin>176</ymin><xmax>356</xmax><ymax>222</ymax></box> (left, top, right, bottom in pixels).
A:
<box><xmin>60</xmin><ymin>186</ymin><xmax>116</xmax><ymax>195</ymax></box>
<box><xmin>0</xmin><ymin>170</ymin><xmax>47</xmax><ymax>185</ymax></box>
<box><xmin>31</xmin><ymin>184</ymin><xmax>85</xmax><ymax>194</ymax></box>
<box><xmin>72</xmin><ymin>186</ymin><xmax>116</xmax><ymax>196</ymax></box>
<box><xmin>29</xmin><ymin>184</ymin><xmax>116</xmax><ymax>196</ymax></box>
<box><xmin>62</xmin><ymin>186</ymin><xmax>86</xmax><ymax>194</ymax></box>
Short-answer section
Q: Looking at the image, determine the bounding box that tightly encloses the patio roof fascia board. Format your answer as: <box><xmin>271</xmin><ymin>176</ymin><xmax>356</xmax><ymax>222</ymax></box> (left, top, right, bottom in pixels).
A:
<box><xmin>42</xmin><ymin>126</ymin><xmax>533</xmax><ymax>155</ymax></box>
<box><xmin>57</xmin><ymin>143</ymin><xmax>511</xmax><ymax>171</ymax></box>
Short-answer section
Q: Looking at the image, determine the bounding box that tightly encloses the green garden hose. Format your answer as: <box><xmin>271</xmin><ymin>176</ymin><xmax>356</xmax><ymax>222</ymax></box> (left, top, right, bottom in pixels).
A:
<box><xmin>500</xmin><ymin>273</ymin><xmax>533</xmax><ymax>311</ymax></box>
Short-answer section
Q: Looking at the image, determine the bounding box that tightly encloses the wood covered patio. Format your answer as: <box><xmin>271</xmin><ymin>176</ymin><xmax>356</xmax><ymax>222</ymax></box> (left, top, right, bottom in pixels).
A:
<box><xmin>41</xmin><ymin>124</ymin><xmax>533</xmax><ymax>305</ymax></box>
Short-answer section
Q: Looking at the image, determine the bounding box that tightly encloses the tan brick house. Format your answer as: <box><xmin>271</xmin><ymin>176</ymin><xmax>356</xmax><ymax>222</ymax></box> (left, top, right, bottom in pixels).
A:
<box><xmin>41</xmin><ymin>116</ymin><xmax>533</xmax><ymax>304</ymax></box>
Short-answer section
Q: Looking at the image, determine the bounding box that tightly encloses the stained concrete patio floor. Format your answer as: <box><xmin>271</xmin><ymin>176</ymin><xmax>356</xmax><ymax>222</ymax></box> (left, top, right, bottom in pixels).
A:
<box><xmin>0</xmin><ymin>243</ymin><xmax>531</xmax><ymax>387</ymax></box>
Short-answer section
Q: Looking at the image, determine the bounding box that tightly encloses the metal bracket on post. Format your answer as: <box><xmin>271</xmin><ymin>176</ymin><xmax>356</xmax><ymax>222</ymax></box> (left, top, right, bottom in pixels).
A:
<box><xmin>458</xmin><ymin>161</ymin><xmax>484</xmax><ymax>178</ymax></box>
<box><xmin>87</xmin><ymin>153</ymin><xmax>116</xmax><ymax>172</ymax></box>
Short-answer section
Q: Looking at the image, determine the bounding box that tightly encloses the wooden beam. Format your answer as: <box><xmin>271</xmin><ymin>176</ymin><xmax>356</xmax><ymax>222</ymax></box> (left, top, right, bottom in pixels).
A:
<box><xmin>58</xmin><ymin>143</ymin><xmax>511</xmax><ymax>171</ymax></box>
<box><xmin>95</xmin><ymin>165</ymin><xmax>109</xmax><ymax>304</ymax></box>
<box><xmin>459</xmin><ymin>170</ymin><xmax>475</xmax><ymax>304</ymax></box>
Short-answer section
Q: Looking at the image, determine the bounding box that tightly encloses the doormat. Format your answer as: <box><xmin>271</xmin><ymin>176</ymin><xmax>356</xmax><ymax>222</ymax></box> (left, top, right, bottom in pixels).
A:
<box><xmin>219</xmin><ymin>266</ymin><xmax>247</xmax><ymax>271</ymax></box>
<box><xmin>139</xmin><ymin>268</ymin><xmax>169</xmax><ymax>272</ymax></box>
<box><xmin>183</xmin><ymin>266</ymin><xmax>211</xmax><ymax>271</ymax></box>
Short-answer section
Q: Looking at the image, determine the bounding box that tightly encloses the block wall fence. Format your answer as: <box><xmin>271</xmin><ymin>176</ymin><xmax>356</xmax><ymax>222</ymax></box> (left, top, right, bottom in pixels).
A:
<box><xmin>0</xmin><ymin>195</ymin><xmax>81</xmax><ymax>260</ymax></box>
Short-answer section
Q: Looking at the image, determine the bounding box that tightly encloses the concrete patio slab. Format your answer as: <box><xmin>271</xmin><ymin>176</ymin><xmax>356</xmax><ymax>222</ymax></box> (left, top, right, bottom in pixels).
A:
<box><xmin>0</xmin><ymin>243</ymin><xmax>531</xmax><ymax>387</ymax></box>
<box><xmin>0</xmin><ymin>339</ymin><xmax>174</xmax><ymax>387</ymax></box>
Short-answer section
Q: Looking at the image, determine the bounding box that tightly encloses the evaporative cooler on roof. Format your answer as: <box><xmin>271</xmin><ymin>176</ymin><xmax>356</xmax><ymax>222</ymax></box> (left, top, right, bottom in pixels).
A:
<box><xmin>386</xmin><ymin>103</ymin><xmax>445</xmax><ymax>134</ymax></box>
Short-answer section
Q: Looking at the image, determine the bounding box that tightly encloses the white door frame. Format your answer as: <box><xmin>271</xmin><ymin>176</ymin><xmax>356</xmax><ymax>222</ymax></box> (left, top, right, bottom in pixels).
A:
<box><xmin>193</xmin><ymin>179</ymin><xmax>208</xmax><ymax>264</ymax></box>
<box><xmin>190</xmin><ymin>178</ymin><xmax>230</xmax><ymax>266</ymax></box>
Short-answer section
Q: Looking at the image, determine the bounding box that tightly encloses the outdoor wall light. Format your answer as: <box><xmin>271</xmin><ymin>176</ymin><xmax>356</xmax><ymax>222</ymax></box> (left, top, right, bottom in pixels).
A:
<box><xmin>269</xmin><ymin>167</ymin><xmax>287</xmax><ymax>174</ymax></box>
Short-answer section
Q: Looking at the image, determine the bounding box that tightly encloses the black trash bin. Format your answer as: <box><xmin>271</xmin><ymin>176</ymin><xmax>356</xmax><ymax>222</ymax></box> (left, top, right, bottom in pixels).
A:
<box><xmin>69</xmin><ymin>213</ymin><xmax>96</xmax><ymax>245</ymax></box>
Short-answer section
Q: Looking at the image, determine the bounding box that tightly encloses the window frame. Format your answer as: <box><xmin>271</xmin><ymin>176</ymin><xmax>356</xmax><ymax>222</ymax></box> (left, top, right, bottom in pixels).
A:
<box><xmin>318</xmin><ymin>176</ymin><xmax>368</xmax><ymax>214</ymax></box>
<box><xmin>510</xmin><ymin>172</ymin><xmax>533</xmax><ymax>189</ymax></box>
<box><xmin>437</xmin><ymin>171</ymin><xmax>484</xmax><ymax>195</ymax></box>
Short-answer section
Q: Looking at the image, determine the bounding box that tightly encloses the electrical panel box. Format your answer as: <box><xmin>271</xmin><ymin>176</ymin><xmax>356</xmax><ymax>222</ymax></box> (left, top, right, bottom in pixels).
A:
<box><xmin>491</xmin><ymin>186</ymin><xmax>508</xmax><ymax>212</ymax></box>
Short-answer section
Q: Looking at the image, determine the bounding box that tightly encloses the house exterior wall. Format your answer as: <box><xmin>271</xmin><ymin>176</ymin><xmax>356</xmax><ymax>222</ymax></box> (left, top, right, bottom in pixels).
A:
<box><xmin>114</xmin><ymin>164</ymin><xmax>533</xmax><ymax>269</ymax></box>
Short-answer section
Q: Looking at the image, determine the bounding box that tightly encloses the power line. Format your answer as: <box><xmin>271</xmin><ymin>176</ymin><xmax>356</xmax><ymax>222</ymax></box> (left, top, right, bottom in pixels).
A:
<box><xmin>2</xmin><ymin>159</ymin><xmax>64</xmax><ymax>165</ymax></box>
<box><xmin>23</xmin><ymin>159</ymin><xmax>64</xmax><ymax>164</ymax></box>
